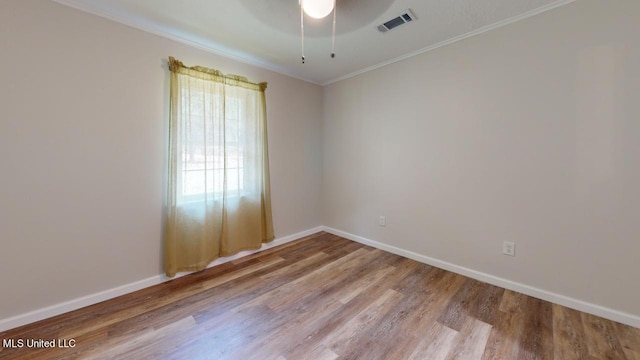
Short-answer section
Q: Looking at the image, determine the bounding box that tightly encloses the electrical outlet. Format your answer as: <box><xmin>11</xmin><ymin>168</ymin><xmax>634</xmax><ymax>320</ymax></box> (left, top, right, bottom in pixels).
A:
<box><xmin>503</xmin><ymin>241</ymin><xmax>515</xmax><ymax>256</ymax></box>
<box><xmin>378</xmin><ymin>216</ymin><xmax>386</xmax><ymax>227</ymax></box>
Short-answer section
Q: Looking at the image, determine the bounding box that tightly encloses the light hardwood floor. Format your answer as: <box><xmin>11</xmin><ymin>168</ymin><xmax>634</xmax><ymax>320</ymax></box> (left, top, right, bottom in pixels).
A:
<box><xmin>1</xmin><ymin>232</ymin><xmax>638</xmax><ymax>359</ymax></box>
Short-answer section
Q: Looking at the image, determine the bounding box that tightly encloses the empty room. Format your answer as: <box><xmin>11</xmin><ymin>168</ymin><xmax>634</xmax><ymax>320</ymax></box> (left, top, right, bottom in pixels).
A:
<box><xmin>1</xmin><ymin>0</ymin><xmax>639</xmax><ymax>359</ymax></box>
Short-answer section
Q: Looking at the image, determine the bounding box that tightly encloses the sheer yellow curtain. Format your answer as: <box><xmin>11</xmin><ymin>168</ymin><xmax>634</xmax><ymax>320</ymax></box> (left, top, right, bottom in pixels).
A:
<box><xmin>164</xmin><ymin>57</ymin><xmax>274</xmax><ymax>277</ymax></box>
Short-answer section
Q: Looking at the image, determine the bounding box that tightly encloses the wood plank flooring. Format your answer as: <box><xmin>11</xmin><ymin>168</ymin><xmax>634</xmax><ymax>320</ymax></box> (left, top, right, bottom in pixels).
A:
<box><xmin>1</xmin><ymin>232</ymin><xmax>638</xmax><ymax>359</ymax></box>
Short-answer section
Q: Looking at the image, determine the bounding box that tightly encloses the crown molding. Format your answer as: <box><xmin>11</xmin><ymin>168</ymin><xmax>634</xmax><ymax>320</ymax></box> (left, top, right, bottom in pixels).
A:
<box><xmin>50</xmin><ymin>0</ymin><xmax>322</xmax><ymax>86</ymax></box>
<box><xmin>52</xmin><ymin>0</ymin><xmax>575</xmax><ymax>87</ymax></box>
<box><xmin>322</xmin><ymin>0</ymin><xmax>577</xmax><ymax>86</ymax></box>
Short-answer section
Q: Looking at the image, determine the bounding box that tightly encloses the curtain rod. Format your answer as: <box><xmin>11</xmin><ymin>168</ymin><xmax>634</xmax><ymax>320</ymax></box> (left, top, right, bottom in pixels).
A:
<box><xmin>168</xmin><ymin>56</ymin><xmax>267</xmax><ymax>91</ymax></box>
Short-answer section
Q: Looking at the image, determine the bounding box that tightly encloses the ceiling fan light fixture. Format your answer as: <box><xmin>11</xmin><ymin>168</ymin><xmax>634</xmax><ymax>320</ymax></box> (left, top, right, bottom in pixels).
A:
<box><xmin>302</xmin><ymin>0</ymin><xmax>334</xmax><ymax>19</ymax></box>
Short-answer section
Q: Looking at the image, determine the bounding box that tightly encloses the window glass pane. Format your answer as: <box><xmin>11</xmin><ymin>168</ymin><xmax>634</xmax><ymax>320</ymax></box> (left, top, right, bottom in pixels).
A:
<box><xmin>176</xmin><ymin>80</ymin><xmax>248</xmax><ymax>201</ymax></box>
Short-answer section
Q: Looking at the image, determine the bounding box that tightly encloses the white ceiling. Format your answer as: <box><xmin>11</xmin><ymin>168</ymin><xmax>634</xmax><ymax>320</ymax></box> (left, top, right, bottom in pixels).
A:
<box><xmin>53</xmin><ymin>0</ymin><xmax>575</xmax><ymax>85</ymax></box>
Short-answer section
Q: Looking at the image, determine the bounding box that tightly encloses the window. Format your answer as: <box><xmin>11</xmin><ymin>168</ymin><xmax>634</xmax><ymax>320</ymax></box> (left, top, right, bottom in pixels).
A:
<box><xmin>165</xmin><ymin>57</ymin><xmax>274</xmax><ymax>277</ymax></box>
<box><xmin>179</xmin><ymin>96</ymin><xmax>245</xmax><ymax>201</ymax></box>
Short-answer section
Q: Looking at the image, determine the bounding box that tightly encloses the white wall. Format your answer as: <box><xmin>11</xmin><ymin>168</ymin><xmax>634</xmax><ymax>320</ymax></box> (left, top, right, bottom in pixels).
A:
<box><xmin>323</xmin><ymin>0</ymin><xmax>640</xmax><ymax>318</ymax></box>
<box><xmin>0</xmin><ymin>0</ymin><xmax>322</xmax><ymax>321</ymax></box>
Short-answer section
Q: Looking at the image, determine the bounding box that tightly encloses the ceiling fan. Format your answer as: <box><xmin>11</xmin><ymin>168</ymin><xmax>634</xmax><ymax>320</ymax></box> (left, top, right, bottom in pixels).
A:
<box><xmin>299</xmin><ymin>0</ymin><xmax>338</xmax><ymax>63</ymax></box>
<box><xmin>237</xmin><ymin>0</ymin><xmax>397</xmax><ymax>64</ymax></box>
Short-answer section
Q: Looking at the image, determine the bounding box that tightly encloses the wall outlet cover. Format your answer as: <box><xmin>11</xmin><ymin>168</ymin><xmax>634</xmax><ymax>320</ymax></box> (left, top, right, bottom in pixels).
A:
<box><xmin>503</xmin><ymin>241</ymin><xmax>515</xmax><ymax>256</ymax></box>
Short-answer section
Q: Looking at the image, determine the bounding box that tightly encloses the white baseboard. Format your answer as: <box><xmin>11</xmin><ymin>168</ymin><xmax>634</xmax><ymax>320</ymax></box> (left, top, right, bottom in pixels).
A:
<box><xmin>4</xmin><ymin>225</ymin><xmax>637</xmax><ymax>332</ymax></box>
<box><xmin>322</xmin><ymin>226</ymin><xmax>640</xmax><ymax>328</ymax></box>
<box><xmin>0</xmin><ymin>226</ymin><xmax>323</xmax><ymax>333</ymax></box>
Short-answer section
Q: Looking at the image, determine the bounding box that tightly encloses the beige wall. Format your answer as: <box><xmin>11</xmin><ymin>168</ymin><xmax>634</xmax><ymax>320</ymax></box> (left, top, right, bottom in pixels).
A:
<box><xmin>323</xmin><ymin>0</ymin><xmax>640</xmax><ymax>317</ymax></box>
<box><xmin>0</xmin><ymin>0</ymin><xmax>322</xmax><ymax>320</ymax></box>
<box><xmin>2</xmin><ymin>0</ymin><xmax>639</xmax><ymax>325</ymax></box>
